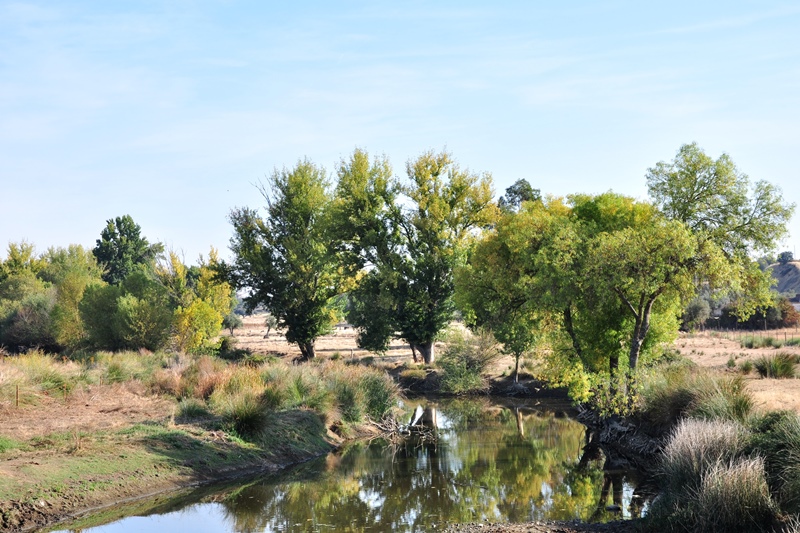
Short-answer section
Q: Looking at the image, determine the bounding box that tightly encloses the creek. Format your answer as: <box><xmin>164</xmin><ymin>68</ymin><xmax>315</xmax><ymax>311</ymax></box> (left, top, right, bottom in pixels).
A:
<box><xmin>53</xmin><ymin>397</ymin><xmax>645</xmax><ymax>532</ymax></box>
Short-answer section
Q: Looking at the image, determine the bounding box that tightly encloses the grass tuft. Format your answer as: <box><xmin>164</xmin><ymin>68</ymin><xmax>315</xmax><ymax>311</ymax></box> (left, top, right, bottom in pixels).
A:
<box><xmin>753</xmin><ymin>353</ymin><xmax>798</xmax><ymax>379</ymax></box>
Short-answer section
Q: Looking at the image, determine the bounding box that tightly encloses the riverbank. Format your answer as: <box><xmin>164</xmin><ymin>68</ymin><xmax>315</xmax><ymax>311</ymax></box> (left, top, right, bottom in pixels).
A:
<box><xmin>0</xmin><ymin>402</ymin><xmax>336</xmax><ymax>532</ymax></box>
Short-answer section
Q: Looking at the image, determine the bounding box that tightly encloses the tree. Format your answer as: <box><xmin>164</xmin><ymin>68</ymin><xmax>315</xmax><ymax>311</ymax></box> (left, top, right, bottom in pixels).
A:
<box><xmin>333</xmin><ymin>149</ymin><xmax>497</xmax><ymax>364</ymax></box>
<box><xmin>498</xmin><ymin>179</ymin><xmax>541</xmax><ymax>213</ymax></box>
<box><xmin>93</xmin><ymin>215</ymin><xmax>164</xmax><ymax>285</ymax></box>
<box><xmin>778</xmin><ymin>251</ymin><xmax>794</xmax><ymax>265</ymax></box>
<box><xmin>79</xmin><ymin>268</ymin><xmax>173</xmax><ymax>351</ymax></box>
<box><xmin>225</xmin><ymin>160</ymin><xmax>346</xmax><ymax>360</ymax></box>
<box><xmin>646</xmin><ymin>143</ymin><xmax>794</xmax><ymax>321</ymax></box>
<box><xmin>455</xmin><ymin>208</ymin><xmax>543</xmax><ymax>382</ymax></box>
<box><xmin>646</xmin><ymin>143</ymin><xmax>794</xmax><ymax>258</ymax></box>
<box><xmin>223</xmin><ymin>312</ymin><xmax>243</xmax><ymax>335</ymax></box>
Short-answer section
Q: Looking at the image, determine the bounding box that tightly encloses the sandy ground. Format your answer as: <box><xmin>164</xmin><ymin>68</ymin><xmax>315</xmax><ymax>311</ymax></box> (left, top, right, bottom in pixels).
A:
<box><xmin>671</xmin><ymin>328</ymin><xmax>800</xmax><ymax>412</ymax></box>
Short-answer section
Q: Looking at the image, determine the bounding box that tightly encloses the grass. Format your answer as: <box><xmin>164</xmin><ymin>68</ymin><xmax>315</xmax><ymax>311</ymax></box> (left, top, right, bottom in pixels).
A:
<box><xmin>636</xmin><ymin>361</ymin><xmax>754</xmax><ymax>431</ymax></box>
<box><xmin>739</xmin><ymin>359</ymin><xmax>754</xmax><ymax>374</ymax></box>
<box><xmin>741</xmin><ymin>336</ymin><xmax>783</xmax><ymax>349</ymax></box>
<box><xmin>753</xmin><ymin>353</ymin><xmax>798</xmax><ymax>379</ymax></box>
<box><xmin>696</xmin><ymin>457</ymin><xmax>777</xmax><ymax>532</ymax></box>
<box><xmin>647</xmin><ymin>418</ymin><xmax>779</xmax><ymax>532</ymax></box>
<box><xmin>0</xmin><ymin>435</ymin><xmax>22</xmax><ymax>453</ymax></box>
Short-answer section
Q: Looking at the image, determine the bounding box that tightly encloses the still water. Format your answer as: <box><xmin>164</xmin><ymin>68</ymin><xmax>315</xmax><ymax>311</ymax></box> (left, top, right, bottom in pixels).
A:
<box><xmin>54</xmin><ymin>398</ymin><xmax>638</xmax><ymax>532</ymax></box>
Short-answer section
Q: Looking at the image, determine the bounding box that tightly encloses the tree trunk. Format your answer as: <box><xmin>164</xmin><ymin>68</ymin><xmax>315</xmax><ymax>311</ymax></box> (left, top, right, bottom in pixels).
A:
<box><xmin>298</xmin><ymin>341</ymin><xmax>316</xmax><ymax>360</ymax></box>
<box><xmin>563</xmin><ymin>305</ymin><xmax>583</xmax><ymax>360</ymax></box>
<box><xmin>514</xmin><ymin>354</ymin><xmax>520</xmax><ymax>383</ymax></box>
<box><xmin>417</xmin><ymin>342</ymin><xmax>434</xmax><ymax>365</ymax></box>
<box><xmin>410</xmin><ymin>344</ymin><xmax>419</xmax><ymax>363</ymax></box>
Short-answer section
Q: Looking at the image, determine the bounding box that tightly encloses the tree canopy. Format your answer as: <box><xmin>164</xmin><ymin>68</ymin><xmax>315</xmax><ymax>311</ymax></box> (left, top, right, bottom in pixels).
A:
<box><xmin>332</xmin><ymin>149</ymin><xmax>497</xmax><ymax>364</ymax></box>
<box><xmin>92</xmin><ymin>215</ymin><xmax>164</xmax><ymax>285</ymax></box>
<box><xmin>225</xmin><ymin>160</ymin><xmax>347</xmax><ymax>360</ymax></box>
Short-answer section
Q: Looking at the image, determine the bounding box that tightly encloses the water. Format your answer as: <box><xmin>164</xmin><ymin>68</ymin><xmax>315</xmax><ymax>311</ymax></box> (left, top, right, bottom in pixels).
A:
<box><xmin>53</xmin><ymin>398</ymin><xmax>640</xmax><ymax>532</ymax></box>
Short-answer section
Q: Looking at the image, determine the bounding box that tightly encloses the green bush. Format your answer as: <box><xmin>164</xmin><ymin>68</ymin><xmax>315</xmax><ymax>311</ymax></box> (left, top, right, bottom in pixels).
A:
<box><xmin>637</xmin><ymin>364</ymin><xmax>753</xmax><ymax>430</ymax></box>
<box><xmin>754</xmin><ymin>353</ymin><xmax>797</xmax><ymax>379</ymax></box>
<box><xmin>438</xmin><ymin>330</ymin><xmax>501</xmax><ymax>395</ymax></box>
<box><xmin>740</xmin><ymin>359</ymin><xmax>754</xmax><ymax>374</ymax></box>
<box><xmin>176</xmin><ymin>398</ymin><xmax>210</xmax><ymax>420</ymax></box>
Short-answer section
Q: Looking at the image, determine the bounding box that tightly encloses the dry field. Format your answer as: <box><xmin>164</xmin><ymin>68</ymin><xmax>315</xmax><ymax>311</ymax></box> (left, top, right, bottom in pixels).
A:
<box><xmin>236</xmin><ymin>314</ymin><xmax>800</xmax><ymax>413</ymax></box>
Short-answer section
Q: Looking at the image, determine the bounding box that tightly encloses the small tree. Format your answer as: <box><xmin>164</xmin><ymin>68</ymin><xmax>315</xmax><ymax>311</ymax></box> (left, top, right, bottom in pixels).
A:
<box><xmin>778</xmin><ymin>251</ymin><xmax>794</xmax><ymax>265</ymax></box>
<box><xmin>223</xmin><ymin>312</ymin><xmax>243</xmax><ymax>335</ymax></box>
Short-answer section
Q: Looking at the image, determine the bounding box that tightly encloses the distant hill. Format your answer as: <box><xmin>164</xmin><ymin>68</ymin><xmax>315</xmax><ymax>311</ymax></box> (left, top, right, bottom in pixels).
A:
<box><xmin>770</xmin><ymin>261</ymin><xmax>800</xmax><ymax>303</ymax></box>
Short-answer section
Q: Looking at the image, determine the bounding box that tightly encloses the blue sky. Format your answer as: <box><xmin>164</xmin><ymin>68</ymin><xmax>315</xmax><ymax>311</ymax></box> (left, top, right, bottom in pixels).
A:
<box><xmin>2</xmin><ymin>1</ymin><xmax>799</xmax><ymax>262</ymax></box>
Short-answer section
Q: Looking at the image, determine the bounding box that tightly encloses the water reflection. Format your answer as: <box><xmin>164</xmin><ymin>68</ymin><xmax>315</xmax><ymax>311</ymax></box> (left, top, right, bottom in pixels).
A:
<box><xmin>57</xmin><ymin>398</ymin><xmax>643</xmax><ymax>533</ymax></box>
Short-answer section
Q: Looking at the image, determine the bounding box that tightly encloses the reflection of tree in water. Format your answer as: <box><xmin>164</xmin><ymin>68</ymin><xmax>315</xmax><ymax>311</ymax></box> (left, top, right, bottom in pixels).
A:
<box><xmin>217</xmin><ymin>400</ymin><xmax>612</xmax><ymax>531</ymax></box>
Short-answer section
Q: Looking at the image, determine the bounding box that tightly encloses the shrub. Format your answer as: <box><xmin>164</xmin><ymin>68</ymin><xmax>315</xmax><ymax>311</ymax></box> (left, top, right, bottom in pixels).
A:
<box><xmin>754</xmin><ymin>353</ymin><xmax>797</xmax><ymax>379</ymax></box>
<box><xmin>360</xmin><ymin>372</ymin><xmax>398</xmax><ymax>421</ymax></box>
<box><xmin>215</xmin><ymin>390</ymin><xmax>269</xmax><ymax>438</ymax></box>
<box><xmin>660</xmin><ymin>418</ymin><xmax>748</xmax><ymax>495</ymax></box>
<box><xmin>740</xmin><ymin>359</ymin><xmax>754</xmax><ymax>374</ymax></box>
<box><xmin>438</xmin><ymin>330</ymin><xmax>501</xmax><ymax>395</ymax></box>
<box><xmin>637</xmin><ymin>364</ymin><xmax>753</xmax><ymax>430</ymax></box>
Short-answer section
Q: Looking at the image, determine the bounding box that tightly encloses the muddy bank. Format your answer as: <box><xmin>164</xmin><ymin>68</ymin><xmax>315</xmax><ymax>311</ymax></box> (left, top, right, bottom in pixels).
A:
<box><xmin>0</xmin><ymin>409</ymin><xmax>336</xmax><ymax>532</ymax></box>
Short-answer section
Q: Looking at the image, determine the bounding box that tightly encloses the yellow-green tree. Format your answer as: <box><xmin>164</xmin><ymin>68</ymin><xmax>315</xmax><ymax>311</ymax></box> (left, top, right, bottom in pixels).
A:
<box><xmin>333</xmin><ymin>149</ymin><xmax>497</xmax><ymax>364</ymax></box>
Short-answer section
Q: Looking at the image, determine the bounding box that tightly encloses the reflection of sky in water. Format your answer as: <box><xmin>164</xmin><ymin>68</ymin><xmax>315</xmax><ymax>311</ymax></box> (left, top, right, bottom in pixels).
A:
<box><xmin>54</xmin><ymin>399</ymin><xmax>645</xmax><ymax>532</ymax></box>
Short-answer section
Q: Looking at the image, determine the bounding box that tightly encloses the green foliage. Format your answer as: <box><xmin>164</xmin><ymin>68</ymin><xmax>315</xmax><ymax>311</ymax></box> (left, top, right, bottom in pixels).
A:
<box><xmin>747</xmin><ymin>411</ymin><xmax>800</xmax><ymax>514</ymax></box>
<box><xmin>498</xmin><ymin>178</ymin><xmax>540</xmax><ymax>212</ymax></box>
<box><xmin>682</xmin><ymin>297</ymin><xmax>711</xmax><ymax>332</ymax></box>
<box><xmin>437</xmin><ymin>329</ymin><xmax>502</xmax><ymax>395</ymax></box>
<box><xmin>778</xmin><ymin>251</ymin><xmax>794</xmax><ymax>265</ymax></box>
<box><xmin>79</xmin><ymin>269</ymin><xmax>173</xmax><ymax>351</ymax></box>
<box><xmin>222</xmin><ymin>312</ymin><xmax>243</xmax><ymax>335</ymax></box>
<box><xmin>226</xmin><ymin>160</ymin><xmax>345</xmax><ymax>360</ymax></box>
<box><xmin>647</xmin><ymin>142</ymin><xmax>795</xmax><ymax>257</ymax></box>
<box><xmin>176</xmin><ymin>398</ymin><xmax>211</xmax><ymax>420</ymax></box>
<box><xmin>92</xmin><ymin>215</ymin><xmax>164</xmax><ymax>285</ymax></box>
<box><xmin>739</xmin><ymin>359</ymin><xmax>754</xmax><ymax>374</ymax></box>
<box><xmin>455</xmin><ymin>206</ymin><xmax>543</xmax><ymax>382</ymax></box>
<box><xmin>333</xmin><ymin>149</ymin><xmax>497</xmax><ymax>364</ymax></box>
<box><xmin>636</xmin><ymin>363</ymin><xmax>754</xmax><ymax>431</ymax></box>
<box><xmin>753</xmin><ymin>353</ymin><xmax>798</xmax><ymax>379</ymax></box>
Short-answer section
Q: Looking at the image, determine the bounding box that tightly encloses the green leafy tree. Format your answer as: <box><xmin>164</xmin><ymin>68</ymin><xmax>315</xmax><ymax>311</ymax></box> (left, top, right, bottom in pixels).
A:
<box><xmin>223</xmin><ymin>312</ymin><xmax>243</xmax><ymax>335</ymax></box>
<box><xmin>778</xmin><ymin>251</ymin><xmax>794</xmax><ymax>265</ymax></box>
<box><xmin>455</xmin><ymin>209</ymin><xmax>544</xmax><ymax>382</ymax></box>
<box><xmin>79</xmin><ymin>268</ymin><xmax>173</xmax><ymax>351</ymax></box>
<box><xmin>92</xmin><ymin>215</ymin><xmax>164</xmax><ymax>285</ymax></box>
<box><xmin>226</xmin><ymin>160</ymin><xmax>346</xmax><ymax>360</ymax></box>
<box><xmin>646</xmin><ymin>143</ymin><xmax>794</xmax><ymax>320</ymax></box>
<box><xmin>646</xmin><ymin>142</ymin><xmax>794</xmax><ymax>257</ymax></box>
<box><xmin>333</xmin><ymin>149</ymin><xmax>497</xmax><ymax>364</ymax></box>
<box><xmin>498</xmin><ymin>179</ymin><xmax>541</xmax><ymax>213</ymax></box>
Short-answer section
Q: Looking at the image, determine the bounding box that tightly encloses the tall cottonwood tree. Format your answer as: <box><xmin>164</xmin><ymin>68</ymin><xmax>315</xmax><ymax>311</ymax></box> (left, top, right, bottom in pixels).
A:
<box><xmin>332</xmin><ymin>149</ymin><xmax>497</xmax><ymax>364</ymax></box>
<box><xmin>647</xmin><ymin>143</ymin><xmax>795</xmax><ymax>318</ymax></box>
<box><xmin>225</xmin><ymin>160</ymin><xmax>345</xmax><ymax>360</ymax></box>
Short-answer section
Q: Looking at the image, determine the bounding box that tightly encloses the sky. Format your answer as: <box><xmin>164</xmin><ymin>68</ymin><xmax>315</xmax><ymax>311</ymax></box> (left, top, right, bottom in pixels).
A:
<box><xmin>2</xmin><ymin>1</ymin><xmax>799</xmax><ymax>263</ymax></box>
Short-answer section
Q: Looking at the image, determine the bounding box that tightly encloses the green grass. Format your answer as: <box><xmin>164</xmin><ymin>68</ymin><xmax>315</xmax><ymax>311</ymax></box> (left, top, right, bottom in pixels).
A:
<box><xmin>741</xmin><ymin>336</ymin><xmax>783</xmax><ymax>349</ymax></box>
<box><xmin>753</xmin><ymin>353</ymin><xmax>798</xmax><ymax>379</ymax></box>
<box><xmin>0</xmin><ymin>435</ymin><xmax>22</xmax><ymax>453</ymax></box>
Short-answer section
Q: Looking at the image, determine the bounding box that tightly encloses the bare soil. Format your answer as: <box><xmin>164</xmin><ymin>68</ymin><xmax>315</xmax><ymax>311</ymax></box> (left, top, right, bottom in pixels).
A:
<box><xmin>671</xmin><ymin>328</ymin><xmax>800</xmax><ymax>412</ymax></box>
